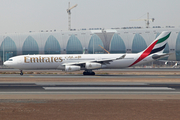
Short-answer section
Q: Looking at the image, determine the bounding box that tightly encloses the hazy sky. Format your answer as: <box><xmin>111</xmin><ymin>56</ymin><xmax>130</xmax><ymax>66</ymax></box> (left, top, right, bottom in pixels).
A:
<box><xmin>0</xmin><ymin>0</ymin><xmax>179</xmax><ymax>33</ymax></box>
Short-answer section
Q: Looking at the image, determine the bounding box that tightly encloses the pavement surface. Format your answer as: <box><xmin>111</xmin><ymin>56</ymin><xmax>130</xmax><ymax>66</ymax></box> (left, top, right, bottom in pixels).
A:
<box><xmin>1</xmin><ymin>69</ymin><xmax>180</xmax><ymax>99</ymax></box>
<box><xmin>1</xmin><ymin>69</ymin><xmax>180</xmax><ymax>120</ymax></box>
<box><xmin>1</xmin><ymin>82</ymin><xmax>180</xmax><ymax>100</ymax></box>
<box><xmin>1</xmin><ymin>74</ymin><xmax>180</xmax><ymax>79</ymax></box>
<box><xmin>1</xmin><ymin>68</ymin><xmax>180</xmax><ymax>72</ymax></box>
<box><xmin>0</xmin><ymin>82</ymin><xmax>179</xmax><ymax>94</ymax></box>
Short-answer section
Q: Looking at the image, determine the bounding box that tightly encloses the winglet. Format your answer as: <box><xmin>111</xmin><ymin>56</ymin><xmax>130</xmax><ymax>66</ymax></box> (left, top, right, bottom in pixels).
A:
<box><xmin>116</xmin><ymin>54</ymin><xmax>126</xmax><ymax>60</ymax></box>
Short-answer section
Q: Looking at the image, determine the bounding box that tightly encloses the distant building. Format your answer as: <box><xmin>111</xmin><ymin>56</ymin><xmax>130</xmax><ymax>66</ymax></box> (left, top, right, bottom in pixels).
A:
<box><xmin>0</xmin><ymin>27</ymin><xmax>179</xmax><ymax>65</ymax></box>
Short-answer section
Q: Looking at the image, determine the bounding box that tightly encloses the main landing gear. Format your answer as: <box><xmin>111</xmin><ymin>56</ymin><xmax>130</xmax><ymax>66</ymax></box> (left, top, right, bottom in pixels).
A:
<box><xmin>83</xmin><ymin>70</ymin><xmax>95</xmax><ymax>75</ymax></box>
<box><xmin>20</xmin><ymin>70</ymin><xmax>23</xmax><ymax>75</ymax></box>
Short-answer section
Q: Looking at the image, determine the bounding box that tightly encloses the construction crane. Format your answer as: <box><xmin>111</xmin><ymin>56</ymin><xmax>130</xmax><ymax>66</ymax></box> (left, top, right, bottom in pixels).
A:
<box><xmin>67</xmin><ymin>2</ymin><xmax>77</xmax><ymax>31</ymax></box>
<box><xmin>99</xmin><ymin>45</ymin><xmax>110</xmax><ymax>54</ymax></box>
<box><xmin>131</xmin><ymin>12</ymin><xmax>155</xmax><ymax>28</ymax></box>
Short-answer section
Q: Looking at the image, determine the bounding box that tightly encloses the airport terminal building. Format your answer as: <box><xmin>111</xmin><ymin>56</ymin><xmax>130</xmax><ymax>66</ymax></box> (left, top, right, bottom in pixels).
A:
<box><xmin>0</xmin><ymin>27</ymin><xmax>180</xmax><ymax>64</ymax></box>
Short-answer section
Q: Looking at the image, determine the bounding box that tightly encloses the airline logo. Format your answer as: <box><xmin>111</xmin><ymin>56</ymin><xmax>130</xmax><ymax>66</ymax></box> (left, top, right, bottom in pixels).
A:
<box><xmin>68</xmin><ymin>67</ymin><xmax>72</xmax><ymax>71</ymax></box>
<box><xmin>24</xmin><ymin>55</ymin><xmax>82</xmax><ymax>63</ymax></box>
<box><xmin>129</xmin><ymin>32</ymin><xmax>171</xmax><ymax>67</ymax></box>
<box><xmin>24</xmin><ymin>56</ymin><xmax>63</xmax><ymax>63</ymax></box>
<box><xmin>89</xmin><ymin>64</ymin><xmax>92</xmax><ymax>67</ymax></box>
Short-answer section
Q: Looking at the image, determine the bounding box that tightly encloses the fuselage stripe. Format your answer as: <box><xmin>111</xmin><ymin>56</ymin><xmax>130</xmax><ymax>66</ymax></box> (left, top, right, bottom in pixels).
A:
<box><xmin>150</xmin><ymin>43</ymin><xmax>167</xmax><ymax>55</ymax></box>
<box><xmin>129</xmin><ymin>32</ymin><xmax>170</xmax><ymax>67</ymax></box>
<box><xmin>129</xmin><ymin>40</ymin><xmax>158</xmax><ymax>67</ymax></box>
<box><xmin>156</xmin><ymin>33</ymin><xmax>170</xmax><ymax>44</ymax></box>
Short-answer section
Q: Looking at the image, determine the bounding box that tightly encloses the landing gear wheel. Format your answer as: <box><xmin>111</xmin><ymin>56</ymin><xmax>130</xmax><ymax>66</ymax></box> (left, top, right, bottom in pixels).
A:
<box><xmin>83</xmin><ymin>71</ymin><xmax>95</xmax><ymax>75</ymax></box>
<box><xmin>83</xmin><ymin>72</ymin><xmax>87</xmax><ymax>75</ymax></box>
<box><xmin>20</xmin><ymin>70</ymin><xmax>23</xmax><ymax>76</ymax></box>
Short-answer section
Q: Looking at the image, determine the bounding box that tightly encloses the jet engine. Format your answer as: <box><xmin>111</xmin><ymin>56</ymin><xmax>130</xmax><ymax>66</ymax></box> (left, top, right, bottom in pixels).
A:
<box><xmin>165</xmin><ymin>61</ymin><xmax>169</xmax><ymax>65</ymax></box>
<box><xmin>65</xmin><ymin>65</ymin><xmax>80</xmax><ymax>72</ymax></box>
<box><xmin>85</xmin><ymin>62</ymin><xmax>102</xmax><ymax>69</ymax></box>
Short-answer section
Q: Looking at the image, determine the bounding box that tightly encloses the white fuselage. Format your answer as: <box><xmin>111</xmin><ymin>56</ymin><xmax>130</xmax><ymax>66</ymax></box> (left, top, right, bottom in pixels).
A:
<box><xmin>4</xmin><ymin>53</ymin><xmax>154</xmax><ymax>70</ymax></box>
<box><xmin>3</xmin><ymin>31</ymin><xmax>171</xmax><ymax>72</ymax></box>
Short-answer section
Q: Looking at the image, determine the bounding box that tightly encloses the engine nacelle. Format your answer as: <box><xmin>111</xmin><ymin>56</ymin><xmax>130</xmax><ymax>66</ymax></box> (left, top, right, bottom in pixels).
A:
<box><xmin>65</xmin><ymin>65</ymin><xmax>80</xmax><ymax>72</ymax></box>
<box><xmin>85</xmin><ymin>62</ymin><xmax>102</xmax><ymax>69</ymax></box>
<box><xmin>165</xmin><ymin>61</ymin><xmax>169</xmax><ymax>65</ymax></box>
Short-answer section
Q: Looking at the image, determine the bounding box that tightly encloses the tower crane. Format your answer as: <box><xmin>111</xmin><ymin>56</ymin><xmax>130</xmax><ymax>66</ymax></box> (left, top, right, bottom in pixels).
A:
<box><xmin>131</xmin><ymin>12</ymin><xmax>155</xmax><ymax>28</ymax></box>
<box><xmin>67</xmin><ymin>2</ymin><xmax>77</xmax><ymax>31</ymax></box>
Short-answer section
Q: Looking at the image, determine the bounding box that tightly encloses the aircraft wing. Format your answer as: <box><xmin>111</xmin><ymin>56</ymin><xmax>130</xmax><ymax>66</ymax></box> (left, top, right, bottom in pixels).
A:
<box><xmin>62</xmin><ymin>54</ymin><xmax>126</xmax><ymax>66</ymax></box>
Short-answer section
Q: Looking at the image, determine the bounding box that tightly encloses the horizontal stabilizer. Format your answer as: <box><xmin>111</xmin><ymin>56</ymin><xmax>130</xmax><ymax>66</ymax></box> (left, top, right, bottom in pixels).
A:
<box><xmin>152</xmin><ymin>53</ymin><xmax>169</xmax><ymax>60</ymax></box>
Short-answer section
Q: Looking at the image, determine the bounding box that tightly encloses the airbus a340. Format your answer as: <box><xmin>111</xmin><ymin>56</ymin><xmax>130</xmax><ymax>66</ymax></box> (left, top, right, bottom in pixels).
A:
<box><xmin>4</xmin><ymin>31</ymin><xmax>171</xmax><ymax>75</ymax></box>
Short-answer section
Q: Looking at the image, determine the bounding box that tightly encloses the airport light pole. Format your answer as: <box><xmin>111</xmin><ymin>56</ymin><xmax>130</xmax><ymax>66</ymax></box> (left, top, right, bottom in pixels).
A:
<box><xmin>3</xmin><ymin>36</ymin><xmax>5</xmax><ymax>66</ymax></box>
<box><xmin>93</xmin><ymin>35</ymin><xmax>94</xmax><ymax>54</ymax></box>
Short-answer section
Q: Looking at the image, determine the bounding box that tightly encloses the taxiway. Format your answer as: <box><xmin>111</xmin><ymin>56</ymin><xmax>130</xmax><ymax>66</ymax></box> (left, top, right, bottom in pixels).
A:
<box><xmin>0</xmin><ymin>82</ymin><xmax>180</xmax><ymax>94</ymax></box>
<box><xmin>0</xmin><ymin>68</ymin><xmax>180</xmax><ymax>99</ymax></box>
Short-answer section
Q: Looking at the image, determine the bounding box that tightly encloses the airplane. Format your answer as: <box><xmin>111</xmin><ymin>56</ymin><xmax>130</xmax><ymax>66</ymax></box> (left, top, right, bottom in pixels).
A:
<box><xmin>4</xmin><ymin>31</ymin><xmax>171</xmax><ymax>75</ymax></box>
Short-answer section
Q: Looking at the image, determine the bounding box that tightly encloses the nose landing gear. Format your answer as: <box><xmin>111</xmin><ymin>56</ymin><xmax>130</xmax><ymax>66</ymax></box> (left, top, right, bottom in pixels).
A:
<box><xmin>20</xmin><ymin>70</ymin><xmax>23</xmax><ymax>75</ymax></box>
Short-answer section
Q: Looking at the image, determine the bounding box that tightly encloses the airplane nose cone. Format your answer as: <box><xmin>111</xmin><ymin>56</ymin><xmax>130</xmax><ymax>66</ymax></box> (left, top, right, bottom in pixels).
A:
<box><xmin>4</xmin><ymin>61</ymin><xmax>11</xmax><ymax>67</ymax></box>
<box><xmin>3</xmin><ymin>61</ymin><xmax>8</xmax><ymax>66</ymax></box>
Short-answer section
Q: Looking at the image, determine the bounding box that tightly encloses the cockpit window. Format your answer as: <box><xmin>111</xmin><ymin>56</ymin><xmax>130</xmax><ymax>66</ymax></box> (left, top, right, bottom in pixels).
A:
<box><xmin>8</xmin><ymin>59</ymin><xmax>13</xmax><ymax>61</ymax></box>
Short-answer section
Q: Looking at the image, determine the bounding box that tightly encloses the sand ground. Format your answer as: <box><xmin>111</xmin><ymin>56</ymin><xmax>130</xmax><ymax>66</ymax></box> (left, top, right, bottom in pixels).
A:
<box><xmin>1</xmin><ymin>99</ymin><xmax>180</xmax><ymax>120</ymax></box>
